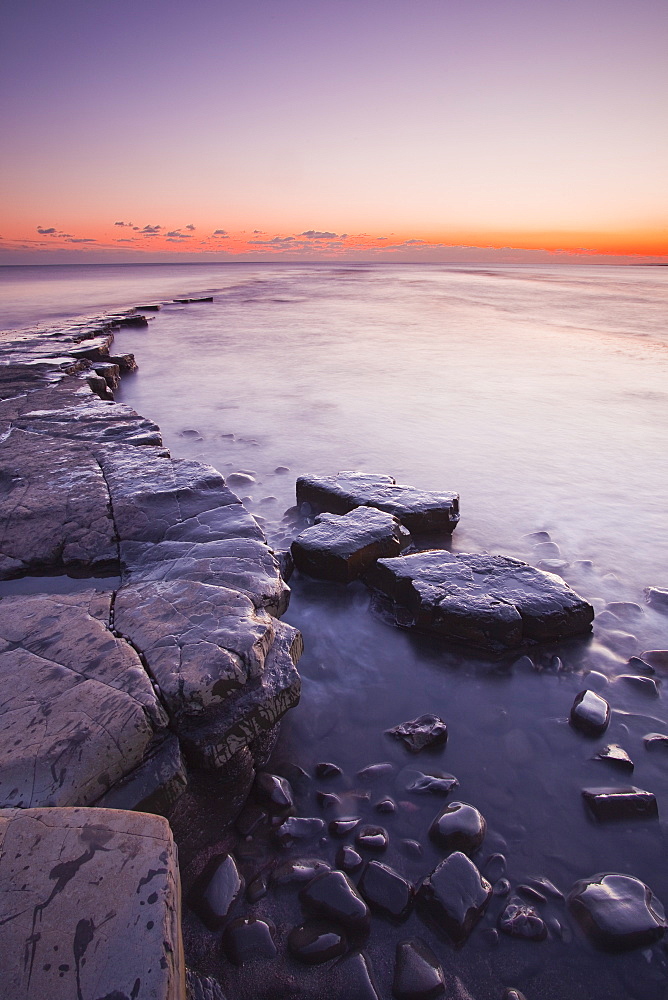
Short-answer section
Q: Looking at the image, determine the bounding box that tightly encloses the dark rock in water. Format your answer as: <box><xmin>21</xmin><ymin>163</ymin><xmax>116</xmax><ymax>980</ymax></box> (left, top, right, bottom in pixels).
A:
<box><xmin>358</xmin><ymin>762</ymin><xmax>395</xmax><ymax>780</ymax></box>
<box><xmin>493</xmin><ymin>878</ymin><xmax>511</xmax><ymax>897</ymax></box>
<box><xmin>393</xmin><ymin>937</ymin><xmax>446</xmax><ymax>999</ymax></box>
<box><xmin>190</xmin><ymin>854</ymin><xmax>244</xmax><ymax>929</ymax></box>
<box><xmin>185</xmin><ymin>969</ymin><xmax>227</xmax><ymax>1000</ymax></box>
<box><xmin>273</xmin><ymin>816</ymin><xmax>325</xmax><ymax>846</ymax></box>
<box><xmin>387</xmin><ymin>715</ymin><xmax>448</xmax><ymax>753</ymax></box>
<box><xmin>332</xmin><ymin>951</ymin><xmax>380</xmax><ymax>1000</ymax></box>
<box><xmin>569</xmin><ymin>689</ymin><xmax>611</xmax><ymax>736</ymax></box>
<box><xmin>356</xmin><ymin>825</ymin><xmax>389</xmax><ymax>852</ymax></box>
<box><xmin>593</xmin><ymin>744</ymin><xmax>634</xmax><ymax>772</ymax></box>
<box><xmin>315</xmin><ymin>761</ymin><xmax>343</xmax><ymax>778</ymax></box>
<box><xmin>417</xmin><ymin>851</ymin><xmax>492</xmax><ymax>945</ymax></box>
<box><xmin>428</xmin><ymin>801</ymin><xmax>487</xmax><ymax>855</ymax></box>
<box><xmin>616</xmin><ymin>674</ymin><xmax>660</xmax><ymax>697</ymax></box>
<box><xmin>291</xmin><ymin>507</ymin><xmax>409</xmax><ymax>583</ymax></box>
<box><xmin>483</xmin><ymin>853</ymin><xmax>506</xmax><ymax>881</ymax></box>
<box><xmin>271</xmin><ymin>857</ymin><xmax>331</xmax><ymax>886</ymax></box>
<box><xmin>337</xmin><ymin>844</ymin><xmax>364</xmax><ymax>872</ymax></box>
<box><xmin>640</xmin><ymin>649</ymin><xmax>668</xmax><ymax>670</ymax></box>
<box><xmin>221</xmin><ymin>917</ymin><xmax>277</xmax><ymax>964</ymax></box>
<box><xmin>400</xmin><ymin>839</ymin><xmax>424</xmax><ymax>859</ymax></box>
<box><xmin>135</xmin><ymin>303</ymin><xmax>161</xmax><ymax>311</ymax></box>
<box><xmin>359</xmin><ymin>860</ymin><xmax>415</xmax><ymax>921</ymax></box>
<box><xmin>503</xmin><ymin>991</ymin><xmax>528</xmax><ymax>1000</ymax></box>
<box><xmin>366</xmin><ymin>550</ymin><xmax>593</xmax><ymax>651</ymax></box>
<box><xmin>607</xmin><ymin>601</ymin><xmax>644</xmax><ymax>621</ymax></box>
<box><xmin>317</xmin><ymin>790</ymin><xmax>342</xmax><ymax>809</ymax></box>
<box><xmin>95</xmin><ymin>732</ymin><xmax>187</xmax><ymax>815</ymax></box>
<box><xmin>644</xmin><ymin>733</ymin><xmax>668</xmax><ymax>752</ymax></box>
<box><xmin>628</xmin><ymin>656</ymin><xmax>656</xmax><ymax>675</ymax></box>
<box><xmin>403</xmin><ymin>768</ymin><xmax>459</xmax><ymax>795</ymax></box>
<box><xmin>517</xmin><ymin>883</ymin><xmax>547</xmax><ymax>903</ymax></box>
<box><xmin>254</xmin><ymin>771</ymin><xmax>294</xmax><ymax>812</ymax></box>
<box><xmin>174</xmin><ymin>295</ymin><xmax>214</xmax><ymax>303</ymax></box>
<box><xmin>288</xmin><ymin>920</ymin><xmax>347</xmax><ymax>965</ymax></box>
<box><xmin>375</xmin><ymin>797</ymin><xmax>397</xmax><ymax>813</ymax></box>
<box><xmin>567</xmin><ymin>873</ymin><xmax>667</xmax><ymax>951</ymax></box>
<box><xmin>522</xmin><ymin>531</ymin><xmax>551</xmax><ymax>543</ymax></box>
<box><xmin>526</xmin><ymin>876</ymin><xmax>563</xmax><ymax>899</ymax></box>
<box><xmin>296</xmin><ymin>471</ymin><xmax>460</xmax><ymax>534</ymax></box>
<box><xmin>329</xmin><ymin>816</ymin><xmax>363</xmax><ymax>837</ymax></box>
<box><xmin>246</xmin><ymin>870</ymin><xmax>270</xmax><ymax>902</ymax></box>
<box><xmin>299</xmin><ymin>870</ymin><xmax>371</xmax><ymax>936</ymax></box>
<box><xmin>645</xmin><ymin>588</ymin><xmax>668</xmax><ymax>613</ymax></box>
<box><xmin>498</xmin><ymin>898</ymin><xmax>548</xmax><ymax>940</ymax></box>
<box><xmin>582</xmin><ymin>786</ymin><xmax>658</xmax><ymax>821</ymax></box>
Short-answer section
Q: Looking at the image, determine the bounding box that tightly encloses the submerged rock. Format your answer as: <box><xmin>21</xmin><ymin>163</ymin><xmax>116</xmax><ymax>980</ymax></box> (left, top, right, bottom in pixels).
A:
<box><xmin>569</xmin><ymin>690</ymin><xmax>611</xmax><ymax>736</ymax></box>
<box><xmin>417</xmin><ymin>851</ymin><xmax>492</xmax><ymax>945</ymax></box>
<box><xmin>299</xmin><ymin>870</ymin><xmax>371</xmax><ymax>937</ymax></box>
<box><xmin>288</xmin><ymin>920</ymin><xmax>347</xmax><ymax>964</ymax></box>
<box><xmin>645</xmin><ymin>587</ymin><xmax>668</xmax><ymax>613</ymax></box>
<box><xmin>393</xmin><ymin>938</ymin><xmax>446</xmax><ymax>999</ymax></box>
<box><xmin>273</xmin><ymin>816</ymin><xmax>325</xmax><ymax>846</ymax></box>
<box><xmin>292</xmin><ymin>507</ymin><xmax>409</xmax><ymax>582</ymax></box>
<box><xmin>296</xmin><ymin>471</ymin><xmax>460</xmax><ymax>534</ymax></box>
<box><xmin>428</xmin><ymin>801</ymin><xmax>487</xmax><ymax>855</ymax></box>
<box><xmin>593</xmin><ymin>744</ymin><xmax>634</xmax><ymax>772</ymax></box>
<box><xmin>367</xmin><ymin>550</ymin><xmax>594</xmax><ymax>650</ymax></box>
<box><xmin>387</xmin><ymin>714</ymin><xmax>448</xmax><ymax>753</ymax></box>
<box><xmin>498</xmin><ymin>898</ymin><xmax>548</xmax><ymax>941</ymax></box>
<box><xmin>359</xmin><ymin>860</ymin><xmax>415</xmax><ymax>921</ymax></box>
<box><xmin>568</xmin><ymin>873</ymin><xmax>667</xmax><ymax>950</ymax></box>
<box><xmin>640</xmin><ymin>649</ymin><xmax>668</xmax><ymax>670</ymax></box>
<box><xmin>582</xmin><ymin>786</ymin><xmax>658</xmax><ymax>821</ymax></box>
<box><xmin>356</xmin><ymin>825</ymin><xmax>390</xmax><ymax>852</ymax></box>
<box><xmin>402</xmin><ymin>769</ymin><xmax>459</xmax><ymax>795</ymax></box>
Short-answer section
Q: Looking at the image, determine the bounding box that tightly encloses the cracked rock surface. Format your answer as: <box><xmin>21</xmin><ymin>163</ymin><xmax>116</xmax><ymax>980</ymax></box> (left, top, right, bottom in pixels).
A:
<box><xmin>366</xmin><ymin>549</ymin><xmax>594</xmax><ymax>651</ymax></box>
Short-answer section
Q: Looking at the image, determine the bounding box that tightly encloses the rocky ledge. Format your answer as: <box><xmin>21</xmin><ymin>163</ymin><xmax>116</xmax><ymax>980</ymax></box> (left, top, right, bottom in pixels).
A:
<box><xmin>0</xmin><ymin>315</ymin><xmax>303</xmax><ymax>998</ymax></box>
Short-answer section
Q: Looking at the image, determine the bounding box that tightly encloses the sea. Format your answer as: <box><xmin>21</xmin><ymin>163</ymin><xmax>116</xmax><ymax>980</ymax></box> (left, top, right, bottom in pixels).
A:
<box><xmin>2</xmin><ymin>261</ymin><xmax>667</xmax><ymax>1000</ymax></box>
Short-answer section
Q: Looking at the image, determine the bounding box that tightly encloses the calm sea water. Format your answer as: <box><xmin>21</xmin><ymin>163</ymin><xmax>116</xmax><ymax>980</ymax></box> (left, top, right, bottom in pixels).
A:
<box><xmin>2</xmin><ymin>262</ymin><xmax>668</xmax><ymax>999</ymax></box>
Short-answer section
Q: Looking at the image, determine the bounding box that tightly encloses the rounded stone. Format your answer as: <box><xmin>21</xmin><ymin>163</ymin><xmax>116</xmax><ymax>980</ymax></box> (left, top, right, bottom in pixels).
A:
<box><xmin>336</xmin><ymin>844</ymin><xmax>364</xmax><ymax>873</ymax></box>
<box><xmin>498</xmin><ymin>898</ymin><xmax>548</xmax><ymax>941</ymax></box>
<box><xmin>271</xmin><ymin>858</ymin><xmax>331</xmax><ymax>886</ymax></box>
<box><xmin>568</xmin><ymin>873</ymin><xmax>667</xmax><ymax>951</ymax></box>
<box><xmin>190</xmin><ymin>854</ymin><xmax>244</xmax><ymax>930</ymax></box>
<box><xmin>299</xmin><ymin>869</ymin><xmax>371</xmax><ymax>936</ymax></box>
<box><xmin>355</xmin><ymin>825</ymin><xmax>389</xmax><ymax>852</ymax></box>
<box><xmin>428</xmin><ymin>801</ymin><xmax>486</xmax><ymax>855</ymax></box>
<box><xmin>569</xmin><ymin>689</ymin><xmax>610</xmax><ymax>736</ymax></box>
<box><xmin>393</xmin><ymin>937</ymin><xmax>445</xmax><ymax>1000</ymax></box>
<box><xmin>221</xmin><ymin>917</ymin><xmax>277</xmax><ymax>964</ymax></box>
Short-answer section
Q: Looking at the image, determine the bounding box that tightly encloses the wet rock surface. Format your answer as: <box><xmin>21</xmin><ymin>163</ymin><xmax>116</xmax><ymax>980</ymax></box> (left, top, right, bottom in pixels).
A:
<box><xmin>299</xmin><ymin>869</ymin><xmax>371</xmax><ymax>936</ymax></box>
<box><xmin>593</xmin><ymin>744</ymin><xmax>634</xmax><ymax>772</ymax></box>
<box><xmin>428</xmin><ymin>801</ymin><xmax>487</xmax><ymax>855</ymax></box>
<box><xmin>359</xmin><ymin>860</ymin><xmax>415</xmax><ymax>921</ymax></box>
<box><xmin>296</xmin><ymin>471</ymin><xmax>460</xmax><ymax>534</ymax></box>
<box><xmin>387</xmin><ymin>715</ymin><xmax>449</xmax><ymax>753</ymax></box>
<box><xmin>568</xmin><ymin>874</ymin><xmax>667</xmax><ymax>950</ymax></box>
<box><xmin>417</xmin><ymin>852</ymin><xmax>492</xmax><ymax>945</ymax></box>
<box><xmin>221</xmin><ymin>917</ymin><xmax>277</xmax><ymax>964</ymax></box>
<box><xmin>367</xmin><ymin>550</ymin><xmax>594</xmax><ymax>650</ymax></box>
<box><xmin>288</xmin><ymin>920</ymin><xmax>348</xmax><ymax>964</ymax></box>
<box><xmin>393</xmin><ymin>938</ymin><xmax>446</xmax><ymax>999</ymax></box>
<box><xmin>190</xmin><ymin>854</ymin><xmax>244</xmax><ymax>929</ymax></box>
<box><xmin>498</xmin><ymin>898</ymin><xmax>548</xmax><ymax>940</ymax></box>
<box><xmin>292</xmin><ymin>507</ymin><xmax>409</xmax><ymax>583</ymax></box>
<box><xmin>582</xmin><ymin>786</ymin><xmax>658</xmax><ymax>822</ymax></box>
<box><xmin>0</xmin><ymin>806</ymin><xmax>183</xmax><ymax>1000</ymax></box>
<box><xmin>570</xmin><ymin>689</ymin><xmax>611</xmax><ymax>736</ymax></box>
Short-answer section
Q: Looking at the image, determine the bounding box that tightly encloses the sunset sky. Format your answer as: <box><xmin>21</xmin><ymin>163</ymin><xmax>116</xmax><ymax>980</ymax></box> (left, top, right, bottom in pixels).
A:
<box><xmin>1</xmin><ymin>0</ymin><xmax>666</xmax><ymax>263</ymax></box>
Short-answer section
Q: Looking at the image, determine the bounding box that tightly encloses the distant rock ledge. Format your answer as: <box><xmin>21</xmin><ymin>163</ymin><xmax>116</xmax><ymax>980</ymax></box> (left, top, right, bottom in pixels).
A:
<box><xmin>0</xmin><ymin>309</ymin><xmax>302</xmax><ymax>999</ymax></box>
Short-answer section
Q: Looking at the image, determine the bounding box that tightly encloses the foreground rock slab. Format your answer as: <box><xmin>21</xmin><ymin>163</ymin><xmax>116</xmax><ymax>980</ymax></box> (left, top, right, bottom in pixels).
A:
<box><xmin>291</xmin><ymin>507</ymin><xmax>409</xmax><ymax>583</ymax></box>
<box><xmin>296</xmin><ymin>471</ymin><xmax>460</xmax><ymax>534</ymax></box>
<box><xmin>568</xmin><ymin>873</ymin><xmax>667</xmax><ymax>951</ymax></box>
<box><xmin>367</xmin><ymin>550</ymin><xmax>594</xmax><ymax>650</ymax></box>
<box><xmin>0</xmin><ymin>806</ymin><xmax>184</xmax><ymax>999</ymax></box>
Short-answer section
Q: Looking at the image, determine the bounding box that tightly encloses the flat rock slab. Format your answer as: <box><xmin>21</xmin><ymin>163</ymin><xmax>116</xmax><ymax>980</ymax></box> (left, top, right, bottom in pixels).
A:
<box><xmin>296</xmin><ymin>472</ymin><xmax>460</xmax><ymax>534</ymax></box>
<box><xmin>291</xmin><ymin>507</ymin><xmax>409</xmax><ymax>583</ymax></box>
<box><xmin>0</xmin><ymin>428</ymin><xmax>118</xmax><ymax>579</ymax></box>
<box><xmin>367</xmin><ymin>550</ymin><xmax>594</xmax><ymax>651</ymax></box>
<box><xmin>15</xmin><ymin>397</ymin><xmax>163</xmax><ymax>447</ymax></box>
<box><xmin>122</xmin><ymin>537</ymin><xmax>289</xmax><ymax>616</ymax></box>
<box><xmin>0</xmin><ymin>806</ymin><xmax>185</xmax><ymax>999</ymax></box>
<box><xmin>0</xmin><ymin>590</ymin><xmax>166</xmax><ymax>808</ymax></box>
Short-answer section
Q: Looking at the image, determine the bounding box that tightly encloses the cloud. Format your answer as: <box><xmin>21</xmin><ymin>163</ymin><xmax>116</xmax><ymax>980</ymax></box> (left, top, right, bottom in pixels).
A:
<box><xmin>37</xmin><ymin>226</ymin><xmax>57</xmax><ymax>235</ymax></box>
<box><xmin>186</xmin><ymin>224</ymin><xmax>196</xmax><ymax>231</ymax></box>
<box><xmin>66</xmin><ymin>237</ymin><xmax>96</xmax><ymax>243</ymax></box>
<box><xmin>403</xmin><ymin>239</ymin><xmax>425</xmax><ymax>245</ymax></box>
<box><xmin>248</xmin><ymin>236</ymin><xmax>296</xmax><ymax>245</ymax></box>
<box><xmin>166</xmin><ymin>230</ymin><xmax>192</xmax><ymax>239</ymax></box>
<box><xmin>253</xmin><ymin>229</ymin><xmax>265</xmax><ymax>235</ymax></box>
<box><xmin>133</xmin><ymin>225</ymin><xmax>161</xmax><ymax>234</ymax></box>
<box><xmin>213</xmin><ymin>229</ymin><xmax>228</xmax><ymax>236</ymax></box>
<box><xmin>116</xmin><ymin>238</ymin><xmax>135</xmax><ymax>243</ymax></box>
<box><xmin>301</xmin><ymin>230</ymin><xmax>338</xmax><ymax>239</ymax></box>
<box><xmin>114</xmin><ymin>221</ymin><xmax>133</xmax><ymax>227</ymax></box>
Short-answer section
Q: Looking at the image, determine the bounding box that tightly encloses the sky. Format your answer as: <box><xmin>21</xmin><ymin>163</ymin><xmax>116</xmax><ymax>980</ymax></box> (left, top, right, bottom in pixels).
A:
<box><xmin>1</xmin><ymin>0</ymin><xmax>666</xmax><ymax>264</ymax></box>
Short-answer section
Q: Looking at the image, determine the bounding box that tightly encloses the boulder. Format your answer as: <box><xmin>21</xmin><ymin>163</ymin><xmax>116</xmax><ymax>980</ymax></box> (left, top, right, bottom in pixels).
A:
<box><xmin>358</xmin><ymin>860</ymin><xmax>415</xmax><ymax>921</ymax></box>
<box><xmin>0</xmin><ymin>591</ymin><xmax>166</xmax><ymax>809</ymax></box>
<box><xmin>188</xmin><ymin>854</ymin><xmax>244</xmax><ymax>930</ymax></box>
<box><xmin>387</xmin><ymin>714</ymin><xmax>448</xmax><ymax>753</ymax></box>
<box><xmin>393</xmin><ymin>938</ymin><xmax>445</xmax><ymax>999</ymax></box>
<box><xmin>593</xmin><ymin>744</ymin><xmax>634</xmax><ymax>772</ymax></box>
<box><xmin>0</xmin><ymin>806</ymin><xmax>184</xmax><ymax>999</ymax></box>
<box><xmin>645</xmin><ymin>587</ymin><xmax>668</xmax><ymax>613</ymax></box>
<box><xmin>291</xmin><ymin>507</ymin><xmax>410</xmax><ymax>583</ymax></box>
<box><xmin>428</xmin><ymin>801</ymin><xmax>486</xmax><ymax>855</ymax></box>
<box><xmin>417</xmin><ymin>852</ymin><xmax>492</xmax><ymax>945</ymax></box>
<box><xmin>367</xmin><ymin>551</ymin><xmax>593</xmax><ymax>650</ymax></box>
<box><xmin>296</xmin><ymin>471</ymin><xmax>460</xmax><ymax>534</ymax></box>
<box><xmin>568</xmin><ymin>873</ymin><xmax>667</xmax><ymax>950</ymax></box>
<box><xmin>299</xmin><ymin>870</ymin><xmax>371</xmax><ymax>937</ymax></box>
<box><xmin>498</xmin><ymin>898</ymin><xmax>547</xmax><ymax>940</ymax></box>
<box><xmin>570</xmin><ymin>690</ymin><xmax>611</xmax><ymax>737</ymax></box>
